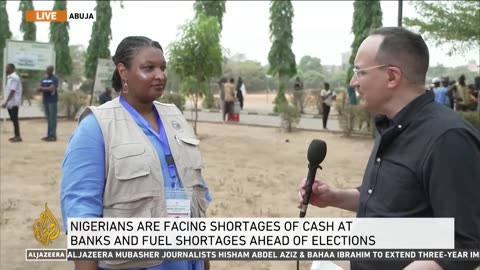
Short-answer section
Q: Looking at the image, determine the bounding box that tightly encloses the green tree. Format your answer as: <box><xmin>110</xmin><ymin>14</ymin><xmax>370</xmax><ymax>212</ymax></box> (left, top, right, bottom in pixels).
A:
<box><xmin>0</xmin><ymin>1</ymin><xmax>12</xmax><ymax>72</ymax></box>
<box><xmin>65</xmin><ymin>45</ymin><xmax>86</xmax><ymax>91</ymax></box>
<box><xmin>50</xmin><ymin>0</ymin><xmax>73</xmax><ymax>82</ymax></box>
<box><xmin>299</xmin><ymin>70</ymin><xmax>324</xmax><ymax>89</ymax></box>
<box><xmin>346</xmin><ymin>0</ymin><xmax>383</xmax><ymax>84</ymax></box>
<box><xmin>168</xmin><ymin>13</ymin><xmax>224</xmax><ymax>135</ymax></box>
<box><xmin>193</xmin><ymin>0</ymin><xmax>226</xmax><ymax>30</ymax></box>
<box><xmin>268</xmin><ymin>0</ymin><xmax>297</xmax><ymax>113</ymax></box>
<box><xmin>296</xmin><ymin>55</ymin><xmax>324</xmax><ymax>90</ymax></box>
<box><xmin>404</xmin><ymin>1</ymin><xmax>480</xmax><ymax>55</ymax></box>
<box><xmin>84</xmin><ymin>0</ymin><xmax>112</xmax><ymax>81</ymax></box>
<box><xmin>165</xmin><ymin>70</ymin><xmax>181</xmax><ymax>93</ymax></box>
<box><xmin>19</xmin><ymin>0</ymin><xmax>36</xmax><ymax>41</ymax></box>
<box><xmin>194</xmin><ymin>0</ymin><xmax>226</xmax><ymax>109</ymax></box>
<box><xmin>297</xmin><ymin>55</ymin><xmax>322</xmax><ymax>74</ymax></box>
<box><xmin>223</xmin><ymin>58</ymin><xmax>269</xmax><ymax>92</ymax></box>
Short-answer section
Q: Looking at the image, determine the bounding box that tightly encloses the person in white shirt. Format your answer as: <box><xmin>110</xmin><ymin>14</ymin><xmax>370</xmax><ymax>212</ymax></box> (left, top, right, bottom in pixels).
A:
<box><xmin>2</xmin><ymin>63</ymin><xmax>23</xmax><ymax>142</ymax></box>
<box><xmin>320</xmin><ymin>82</ymin><xmax>336</xmax><ymax>129</ymax></box>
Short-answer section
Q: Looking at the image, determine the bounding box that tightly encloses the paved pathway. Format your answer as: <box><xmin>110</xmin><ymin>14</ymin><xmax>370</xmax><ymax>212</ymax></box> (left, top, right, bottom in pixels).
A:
<box><xmin>0</xmin><ymin>103</ymin><xmax>343</xmax><ymax>133</ymax></box>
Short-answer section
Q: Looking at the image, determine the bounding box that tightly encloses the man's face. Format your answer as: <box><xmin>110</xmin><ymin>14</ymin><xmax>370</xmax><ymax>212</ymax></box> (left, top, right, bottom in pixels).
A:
<box><xmin>441</xmin><ymin>79</ymin><xmax>449</xmax><ymax>87</ymax></box>
<box><xmin>46</xmin><ymin>66</ymin><xmax>54</xmax><ymax>75</ymax></box>
<box><xmin>350</xmin><ymin>35</ymin><xmax>393</xmax><ymax>115</ymax></box>
<box><xmin>5</xmin><ymin>65</ymin><xmax>13</xmax><ymax>75</ymax></box>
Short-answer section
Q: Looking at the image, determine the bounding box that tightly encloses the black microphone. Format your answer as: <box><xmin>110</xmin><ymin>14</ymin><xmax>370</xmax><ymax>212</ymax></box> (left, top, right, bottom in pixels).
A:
<box><xmin>300</xmin><ymin>139</ymin><xmax>327</xmax><ymax>218</ymax></box>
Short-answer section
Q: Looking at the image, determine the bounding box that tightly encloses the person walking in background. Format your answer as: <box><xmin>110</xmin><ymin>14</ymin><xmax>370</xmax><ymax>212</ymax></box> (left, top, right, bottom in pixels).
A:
<box><xmin>37</xmin><ymin>65</ymin><xmax>59</xmax><ymax>142</ymax></box>
<box><xmin>433</xmin><ymin>77</ymin><xmax>450</xmax><ymax>107</ymax></box>
<box><xmin>320</xmin><ymin>82</ymin><xmax>336</xmax><ymax>129</ymax></box>
<box><xmin>293</xmin><ymin>76</ymin><xmax>304</xmax><ymax>113</ymax></box>
<box><xmin>223</xmin><ymin>77</ymin><xmax>235</xmax><ymax>122</ymax></box>
<box><xmin>431</xmin><ymin>77</ymin><xmax>440</xmax><ymax>92</ymax></box>
<box><xmin>456</xmin><ymin>74</ymin><xmax>469</xmax><ymax>111</ymax></box>
<box><xmin>218</xmin><ymin>77</ymin><xmax>226</xmax><ymax>112</ymax></box>
<box><xmin>236</xmin><ymin>77</ymin><xmax>246</xmax><ymax>110</ymax></box>
<box><xmin>98</xmin><ymin>87</ymin><xmax>112</xmax><ymax>105</ymax></box>
<box><xmin>447</xmin><ymin>80</ymin><xmax>457</xmax><ymax>110</ymax></box>
<box><xmin>2</xmin><ymin>63</ymin><xmax>23</xmax><ymax>142</ymax></box>
<box><xmin>467</xmin><ymin>84</ymin><xmax>478</xmax><ymax>111</ymax></box>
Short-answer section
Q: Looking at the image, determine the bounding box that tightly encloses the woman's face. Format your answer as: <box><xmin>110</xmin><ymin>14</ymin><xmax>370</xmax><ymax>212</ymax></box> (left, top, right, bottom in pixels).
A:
<box><xmin>119</xmin><ymin>46</ymin><xmax>167</xmax><ymax>102</ymax></box>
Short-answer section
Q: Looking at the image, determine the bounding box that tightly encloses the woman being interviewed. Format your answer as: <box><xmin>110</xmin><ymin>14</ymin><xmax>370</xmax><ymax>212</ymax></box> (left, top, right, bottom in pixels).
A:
<box><xmin>60</xmin><ymin>36</ymin><xmax>211</xmax><ymax>270</ymax></box>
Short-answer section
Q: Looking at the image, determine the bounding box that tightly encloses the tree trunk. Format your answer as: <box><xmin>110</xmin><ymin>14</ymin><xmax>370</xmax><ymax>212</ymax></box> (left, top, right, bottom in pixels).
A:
<box><xmin>193</xmin><ymin>92</ymin><xmax>198</xmax><ymax>135</ymax></box>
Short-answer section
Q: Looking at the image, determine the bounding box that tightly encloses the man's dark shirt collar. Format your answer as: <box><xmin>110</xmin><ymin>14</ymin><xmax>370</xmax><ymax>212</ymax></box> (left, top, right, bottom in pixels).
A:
<box><xmin>375</xmin><ymin>91</ymin><xmax>434</xmax><ymax>134</ymax></box>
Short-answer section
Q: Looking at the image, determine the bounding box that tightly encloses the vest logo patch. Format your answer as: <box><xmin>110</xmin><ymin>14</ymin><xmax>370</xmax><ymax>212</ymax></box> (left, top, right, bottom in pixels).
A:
<box><xmin>171</xmin><ymin>120</ymin><xmax>182</xmax><ymax>131</ymax></box>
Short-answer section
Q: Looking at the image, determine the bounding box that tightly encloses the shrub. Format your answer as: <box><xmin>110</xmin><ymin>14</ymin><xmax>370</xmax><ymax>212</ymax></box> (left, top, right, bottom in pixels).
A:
<box><xmin>202</xmin><ymin>89</ymin><xmax>215</xmax><ymax>109</ymax></box>
<box><xmin>458</xmin><ymin>111</ymin><xmax>480</xmax><ymax>129</ymax></box>
<box><xmin>335</xmin><ymin>103</ymin><xmax>355</xmax><ymax>137</ymax></box>
<box><xmin>159</xmin><ymin>92</ymin><xmax>186</xmax><ymax>112</ymax></box>
<box><xmin>306</xmin><ymin>89</ymin><xmax>323</xmax><ymax>115</ymax></box>
<box><xmin>58</xmin><ymin>91</ymin><xmax>89</xmax><ymax>119</ymax></box>
<box><xmin>336</xmin><ymin>97</ymin><xmax>375</xmax><ymax>138</ymax></box>
<box><xmin>79</xmin><ymin>80</ymin><xmax>94</xmax><ymax>94</ymax></box>
<box><xmin>279</xmin><ymin>103</ymin><xmax>301</xmax><ymax>132</ymax></box>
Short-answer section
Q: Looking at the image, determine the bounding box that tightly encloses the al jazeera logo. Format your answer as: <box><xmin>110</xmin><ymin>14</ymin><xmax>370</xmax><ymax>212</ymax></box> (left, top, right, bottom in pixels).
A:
<box><xmin>26</xmin><ymin>204</ymin><xmax>67</xmax><ymax>261</ymax></box>
<box><xmin>33</xmin><ymin>203</ymin><xmax>60</xmax><ymax>245</ymax></box>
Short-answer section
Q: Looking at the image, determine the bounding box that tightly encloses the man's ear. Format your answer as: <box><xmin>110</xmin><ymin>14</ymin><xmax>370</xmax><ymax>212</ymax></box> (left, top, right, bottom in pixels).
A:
<box><xmin>117</xmin><ymin>63</ymin><xmax>128</xmax><ymax>82</ymax></box>
<box><xmin>386</xmin><ymin>66</ymin><xmax>402</xmax><ymax>88</ymax></box>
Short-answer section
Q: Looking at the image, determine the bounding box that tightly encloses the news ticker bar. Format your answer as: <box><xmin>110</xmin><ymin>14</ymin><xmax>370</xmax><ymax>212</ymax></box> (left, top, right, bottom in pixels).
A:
<box><xmin>26</xmin><ymin>249</ymin><xmax>480</xmax><ymax>261</ymax></box>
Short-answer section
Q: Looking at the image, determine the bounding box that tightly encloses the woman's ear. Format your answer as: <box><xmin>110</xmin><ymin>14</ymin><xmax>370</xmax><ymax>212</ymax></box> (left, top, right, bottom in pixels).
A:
<box><xmin>117</xmin><ymin>63</ymin><xmax>128</xmax><ymax>82</ymax></box>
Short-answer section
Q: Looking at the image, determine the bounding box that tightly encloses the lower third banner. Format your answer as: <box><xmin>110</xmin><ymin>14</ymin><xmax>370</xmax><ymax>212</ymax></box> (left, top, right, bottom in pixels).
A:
<box><xmin>61</xmin><ymin>249</ymin><xmax>480</xmax><ymax>261</ymax></box>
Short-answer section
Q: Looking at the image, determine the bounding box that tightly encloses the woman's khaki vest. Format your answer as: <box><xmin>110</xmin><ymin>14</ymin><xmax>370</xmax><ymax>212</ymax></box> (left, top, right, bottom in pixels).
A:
<box><xmin>78</xmin><ymin>98</ymin><xmax>208</xmax><ymax>269</ymax></box>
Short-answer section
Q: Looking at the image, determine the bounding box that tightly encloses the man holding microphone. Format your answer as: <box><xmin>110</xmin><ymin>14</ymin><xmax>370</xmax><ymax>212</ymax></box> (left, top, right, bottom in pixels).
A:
<box><xmin>298</xmin><ymin>27</ymin><xmax>480</xmax><ymax>270</ymax></box>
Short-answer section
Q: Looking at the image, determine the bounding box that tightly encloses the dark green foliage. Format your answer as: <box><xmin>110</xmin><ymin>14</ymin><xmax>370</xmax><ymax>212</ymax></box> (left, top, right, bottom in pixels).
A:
<box><xmin>19</xmin><ymin>0</ymin><xmax>36</xmax><ymax>41</ymax></box>
<box><xmin>50</xmin><ymin>0</ymin><xmax>73</xmax><ymax>79</ymax></box>
<box><xmin>268</xmin><ymin>0</ymin><xmax>297</xmax><ymax>113</ymax></box>
<box><xmin>404</xmin><ymin>1</ymin><xmax>480</xmax><ymax>55</ymax></box>
<box><xmin>194</xmin><ymin>0</ymin><xmax>226</xmax><ymax>30</ymax></box>
<box><xmin>84</xmin><ymin>0</ymin><xmax>112</xmax><ymax>80</ymax></box>
<box><xmin>0</xmin><ymin>1</ymin><xmax>13</xmax><ymax>70</ymax></box>
<box><xmin>346</xmin><ymin>0</ymin><xmax>383</xmax><ymax>84</ymax></box>
<box><xmin>168</xmin><ymin>13</ymin><xmax>224</xmax><ymax>134</ymax></box>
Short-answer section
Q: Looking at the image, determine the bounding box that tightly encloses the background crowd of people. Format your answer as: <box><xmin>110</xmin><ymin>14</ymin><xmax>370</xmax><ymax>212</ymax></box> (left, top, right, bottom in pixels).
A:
<box><xmin>429</xmin><ymin>75</ymin><xmax>480</xmax><ymax>112</ymax></box>
<box><xmin>218</xmin><ymin>76</ymin><xmax>246</xmax><ymax>122</ymax></box>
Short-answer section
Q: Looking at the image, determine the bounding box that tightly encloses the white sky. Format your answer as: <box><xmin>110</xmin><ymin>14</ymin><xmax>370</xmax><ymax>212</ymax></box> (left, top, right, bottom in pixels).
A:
<box><xmin>5</xmin><ymin>1</ymin><xmax>480</xmax><ymax>67</ymax></box>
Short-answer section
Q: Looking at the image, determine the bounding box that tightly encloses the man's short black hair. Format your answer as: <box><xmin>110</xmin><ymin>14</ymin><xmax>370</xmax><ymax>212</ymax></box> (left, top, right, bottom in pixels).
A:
<box><xmin>7</xmin><ymin>63</ymin><xmax>15</xmax><ymax>70</ymax></box>
<box><xmin>369</xmin><ymin>27</ymin><xmax>429</xmax><ymax>85</ymax></box>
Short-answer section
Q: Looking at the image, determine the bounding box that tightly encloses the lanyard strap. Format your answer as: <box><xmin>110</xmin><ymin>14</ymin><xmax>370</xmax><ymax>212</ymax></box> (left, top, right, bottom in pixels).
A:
<box><xmin>119</xmin><ymin>97</ymin><xmax>180</xmax><ymax>189</ymax></box>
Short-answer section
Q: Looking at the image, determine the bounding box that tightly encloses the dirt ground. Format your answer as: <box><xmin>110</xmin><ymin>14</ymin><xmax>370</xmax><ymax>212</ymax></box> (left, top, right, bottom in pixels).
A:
<box><xmin>0</xmin><ymin>108</ymin><xmax>373</xmax><ymax>270</ymax></box>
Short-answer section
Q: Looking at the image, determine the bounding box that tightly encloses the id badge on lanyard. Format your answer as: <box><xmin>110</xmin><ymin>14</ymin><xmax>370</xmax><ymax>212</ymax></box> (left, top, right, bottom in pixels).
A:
<box><xmin>165</xmin><ymin>187</ymin><xmax>191</xmax><ymax>218</ymax></box>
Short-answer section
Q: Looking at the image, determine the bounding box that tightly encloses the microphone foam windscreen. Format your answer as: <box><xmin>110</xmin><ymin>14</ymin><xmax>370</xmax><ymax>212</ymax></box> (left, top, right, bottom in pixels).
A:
<box><xmin>307</xmin><ymin>139</ymin><xmax>327</xmax><ymax>165</ymax></box>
